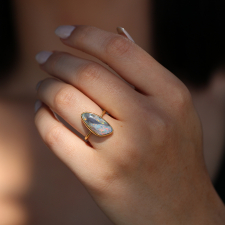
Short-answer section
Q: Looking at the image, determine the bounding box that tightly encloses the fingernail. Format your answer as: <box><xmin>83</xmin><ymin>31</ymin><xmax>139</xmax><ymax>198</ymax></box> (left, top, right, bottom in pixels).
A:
<box><xmin>51</xmin><ymin>109</ymin><xmax>60</xmax><ymax>121</ymax></box>
<box><xmin>35</xmin><ymin>51</ymin><xmax>53</xmax><ymax>64</ymax></box>
<box><xmin>117</xmin><ymin>27</ymin><xmax>135</xmax><ymax>43</ymax></box>
<box><xmin>34</xmin><ymin>100</ymin><xmax>42</xmax><ymax>113</ymax></box>
<box><xmin>36</xmin><ymin>80</ymin><xmax>43</xmax><ymax>91</ymax></box>
<box><xmin>55</xmin><ymin>25</ymin><xmax>76</xmax><ymax>39</ymax></box>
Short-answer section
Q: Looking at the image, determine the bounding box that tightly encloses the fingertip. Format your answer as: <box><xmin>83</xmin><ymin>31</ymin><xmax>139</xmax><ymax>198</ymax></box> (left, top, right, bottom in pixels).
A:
<box><xmin>35</xmin><ymin>51</ymin><xmax>53</xmax><ymax>64</ymax></box>
<box><xmin>55</xmin><ymin>25</ymin><xmax>76</xmax><ymax>39</ymax></box>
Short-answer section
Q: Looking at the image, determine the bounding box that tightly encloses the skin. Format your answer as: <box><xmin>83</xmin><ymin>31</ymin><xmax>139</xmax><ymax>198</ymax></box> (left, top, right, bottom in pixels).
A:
<box><xmin>1</xmin><ymin>0</ymin><xmax>225</xmax><ymax>224</ymax></box>
<box><xmin>35</xmin><ymin>26</ymin><xmax>225</xmax><ymax>224</ymax></box>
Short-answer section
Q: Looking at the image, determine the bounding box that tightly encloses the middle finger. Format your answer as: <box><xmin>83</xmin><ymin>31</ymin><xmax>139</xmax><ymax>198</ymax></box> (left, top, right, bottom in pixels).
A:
<box><xmin>37</xmin><ymin>51</ymin><xmax>141</xmax><ymax>120</ymax></box>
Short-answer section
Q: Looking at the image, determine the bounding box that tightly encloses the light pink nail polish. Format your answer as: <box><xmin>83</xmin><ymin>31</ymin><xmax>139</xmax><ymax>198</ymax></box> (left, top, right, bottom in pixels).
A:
<box><xmin>35</xmin><ymin>51</ymin><xmax>53</xmax><ymax>64</ymax></box>
<box><xmin>117</xmin><ymin>27</ymin><xmax>135</xmax><ymax>43</ymax></box>
<box><xmin>36</xmin><ymin>80</ymin><xmax>43</xmax><ymax>91</ymax></box>
<box><xmin>51</xmin><ymin>110</ymin><xmax>60</xmax><ymax>121</ymax></box>
<box><xmin>34</xmin><ymin>100</ymin><xmax>42</xmax><ymax>113</ymax></box>
<box><xmin>55</xmin><ymin>25</ymin><xmax>76</xmax><ymax>39</ymax></box>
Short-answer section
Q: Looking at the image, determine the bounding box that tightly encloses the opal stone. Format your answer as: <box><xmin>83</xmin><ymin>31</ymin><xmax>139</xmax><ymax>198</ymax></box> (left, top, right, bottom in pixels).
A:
<box><xmin>81</xmin><ymin>113</ymin><xmax>113</xmax><ymax>137</ymax></box>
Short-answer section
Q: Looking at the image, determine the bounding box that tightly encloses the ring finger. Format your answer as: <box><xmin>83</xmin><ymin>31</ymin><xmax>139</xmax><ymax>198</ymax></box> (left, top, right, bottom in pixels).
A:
<box><xmin>37</xmin><ymin>78</ymin><xmax>118</xmax><ymax>146</ymax></box>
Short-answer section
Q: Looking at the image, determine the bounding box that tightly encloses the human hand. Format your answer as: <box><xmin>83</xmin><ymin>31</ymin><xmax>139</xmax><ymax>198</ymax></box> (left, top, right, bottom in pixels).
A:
<box><xmin>35</xmin><ymin>26</ymin><xmax>225</xmax><ymax>224</ymax></box>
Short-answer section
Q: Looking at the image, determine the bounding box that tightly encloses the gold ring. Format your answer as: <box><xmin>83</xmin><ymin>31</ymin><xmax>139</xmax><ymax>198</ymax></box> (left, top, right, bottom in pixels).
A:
<box><xmin>81</xmin><ymin>110</ymin><xmax>113</xmax><ymax>140</ymax></box>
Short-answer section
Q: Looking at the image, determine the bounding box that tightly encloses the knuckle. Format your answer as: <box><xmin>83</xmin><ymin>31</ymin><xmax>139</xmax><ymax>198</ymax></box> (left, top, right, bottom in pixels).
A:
<box><xmin>54</xmin><ymin>86</ymin><xmax>76</xmax><ymax>110</ymax></box>
<box><xmin>152</xmin><ymin>116</ymin><xmax>170</xmax><ymax>137</ymax></box>
<box><xmin>105</xmin><ymin>35</ymin><xmax>132</xmax><ymax>57</ymax></box>
<box><xmin>150</xmin><ymin>117</ymin><xmax>173</xmax><ymax>149</ymax></box>
<box><xmin>173</xmin><ymin>85</ymin><xmax>192</xmax><ymax>111</ymax></box>
<box><xmin>44</xmin><ymin>125</ymin><xmax>62</xmax><ymax>149</ymax></box>
<box><xmin>76</xmin><ymin>63</ymin><xmax>101</xmax><ymax>86</ymax></box>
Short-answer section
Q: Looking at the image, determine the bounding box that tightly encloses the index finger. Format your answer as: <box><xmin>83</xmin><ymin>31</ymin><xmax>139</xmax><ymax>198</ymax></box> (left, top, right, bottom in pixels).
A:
<box><xmin>55</xmin><ymin>25</ymin><xmax>183</xmax><ymax>96</ymax></box>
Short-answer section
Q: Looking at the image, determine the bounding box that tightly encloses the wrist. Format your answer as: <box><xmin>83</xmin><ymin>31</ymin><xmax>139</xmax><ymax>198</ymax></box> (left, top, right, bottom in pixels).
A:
<box><xmin>184</xmin><ymin>176</ymin><xmax>225</xmax><ymax>225</ymax></box>
<box><xmin>151</xmin><ymin>174</ymin><xmax>225</xmax><ymax>225</ymax></box>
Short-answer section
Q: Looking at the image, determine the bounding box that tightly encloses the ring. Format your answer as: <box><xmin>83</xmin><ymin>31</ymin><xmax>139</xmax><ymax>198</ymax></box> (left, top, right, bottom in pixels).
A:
<box><xmin>81</xmin><ymin>110</ymin><xmax>113</xmax><ymax>140</ymax></box>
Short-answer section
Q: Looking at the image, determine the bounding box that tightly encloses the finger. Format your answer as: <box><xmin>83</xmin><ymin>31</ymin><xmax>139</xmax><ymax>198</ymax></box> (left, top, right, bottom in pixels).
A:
<box><xmin>36</xmin><ymin>78</ymin><xmax>117</xmax><ymax>145</ymax></box>
<box><xmin>37</xmin><ymin>51</ymin><xmax>141</xmax><ymax>119</ymax></box>
<box><xmin>55</xmin><ymin>25</ymin><xmax>183</xmax><ymax>96</ymax></box>
<box><xmin>34</xmin><ymin>104</ymin><xmax>101</xmax><ymax>177</ymax></box>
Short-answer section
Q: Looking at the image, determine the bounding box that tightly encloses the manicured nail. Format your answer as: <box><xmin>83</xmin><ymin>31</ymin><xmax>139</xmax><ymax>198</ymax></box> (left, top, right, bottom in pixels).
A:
<box><xmin>117</xmin><ymin>27</ymin><xmax>135</xmax><ymax>43</ymax></box>
<box><xmin>35</xmin><ymin>51</ymin><xmax>53</xmax><ymax>64</ymax></box>
<box><xmin>51</xmin><ymin>109</ymin><xmax>60</xmax><ymax>121</ymax></box>
<box><xmin>36</xmin><ymin>80</ymin><xmax>43</xmax><ymax>91</ymax></box>
<box><xmin>55</xmin><ymin>25</ymin><xmax>76</xmax><ymax>39</ymax></box>
<box><xmin>34</xmin><ymin>100</ymin><xmax>42</xmax><ymax>113</ymax></box>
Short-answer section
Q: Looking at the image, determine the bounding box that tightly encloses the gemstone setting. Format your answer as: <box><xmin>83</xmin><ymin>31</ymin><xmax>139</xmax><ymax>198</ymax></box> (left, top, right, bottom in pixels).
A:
<box><xmin>81</xmin><ymin>112</ymin><xmax>113</xmax><ymax>137</ymax></box>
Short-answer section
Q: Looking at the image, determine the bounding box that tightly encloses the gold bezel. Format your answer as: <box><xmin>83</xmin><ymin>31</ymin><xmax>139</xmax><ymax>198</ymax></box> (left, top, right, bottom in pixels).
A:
<box><xmin>81</xmin><ymin>112</ymin><xmax>113</xmax><ymax>137</ymax></box>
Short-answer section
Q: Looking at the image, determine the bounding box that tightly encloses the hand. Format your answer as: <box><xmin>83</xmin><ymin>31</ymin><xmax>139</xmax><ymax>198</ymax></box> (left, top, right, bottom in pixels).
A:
<box><xmin>35</xmin><ymin>26</ymin><xmax>225</xmax><ymax>224</ymax></box>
